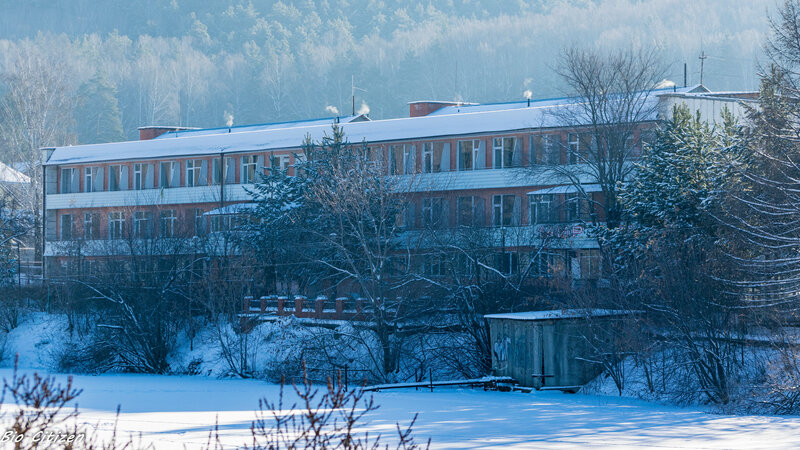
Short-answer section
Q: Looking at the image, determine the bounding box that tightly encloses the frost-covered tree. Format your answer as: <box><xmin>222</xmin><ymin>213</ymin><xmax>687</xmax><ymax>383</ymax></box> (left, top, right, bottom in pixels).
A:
<box><xmin>608</xmin><ymin>104</ymin><xmax>746</xmax><ymax>404</ymax></box>
<box><xmin>246</xmin><ymin>125</ymin><xmax>428</xmax><ymax>381</ymax></box>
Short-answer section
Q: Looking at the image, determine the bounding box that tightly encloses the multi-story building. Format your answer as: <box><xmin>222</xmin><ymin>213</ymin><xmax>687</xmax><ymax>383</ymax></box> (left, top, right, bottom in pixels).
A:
<box><xmin>41</xmin><ymin>85</ymin><xmax>755</xmax><ymax>290</ymax></box>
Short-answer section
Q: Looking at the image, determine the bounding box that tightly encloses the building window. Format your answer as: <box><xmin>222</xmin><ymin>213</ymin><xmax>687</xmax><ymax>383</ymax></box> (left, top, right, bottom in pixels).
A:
<box><xmin>388</xmin><ymin>145</ymin><xmax>409</xmax><ymax>175</ymax></box>
<box><xmin>241</xmin><ymin>155</ymin><xmax>258</xmax><ymax>184</ymax></box>
<box><xmin>568</xmin><ymin>133</ymin><xmax>580</xmax><ymax>164</ymax></box>
<box><xmin>493</xmin><ymin>137</ymin><xmax>516</xmax><ymax>169</ymax></box>
<box><xmin>109</xmin><ymin>165</ymin><xmax>126</xmax><ymax>191</ymax></box>
<box><xmin>492</xmin><ymin>195</ymin><xmax>516</xmax><ymax>227</ymax></box>
<box><xmin>422</xmin><ymin>142</ymin><xmax>447</xmax><ymax>173</ymax></box>
<box><xmin>529</xmin><ymin>194</ymin><xmax>556</xmax><ymax>224</ymax></box>
<box><xmin>532</xmin><ymin>251</ymin><xmax>557</xmax><ymax>277</ymax></box>
<box><xmin>84</xmin><ymin>167</ymin><xmax>102</xmax><ymax>193</ymax></box>
<box><xmin>186</xmin><ymin>160</ymin><xmax>206</xmax><ymax>187</ymax></box>
<box><xmin>60</xmin><ymin>214</ymin><xmax>73</xmax><ymax>240</ymax></box>
<box><xmin>133</xmin><ymin>211</ymin><xmax>153</xmax><ymax>238</ymax></box>
<box><xmin>458</xmin><ymin>140</ymin><xmax>481</xmax><ymax>171</ymax></box>
<box><xmin>213</xmin><ymin>157</ymin><xmax>235</xmax><ymax>184</ymax></box>
<box><xmin>421</xmin><ymin>197</ymin><xmax>444</xmax><ymax>228</ymax></box>
<box><xmin>495</xmin><ymin>252</ymin><xmax>519</xmax><ymax>275</ymax></box>
<box><xmin>578</xmin><ymin>252</ymin><xmax>602</xmax><ymax>279</ymax></box>
<box><xmin>210</xmin><ymin>215</ymin><xmax>231</xmax><ymax>233</ymax></box>
<box><xmin>422</xmin><ymin>254</ymin><xmax>444</xmax><ymax>277</ymax></box>
<box><xmin>160</xmin><ymin>209</ymin><xmax>177</xmax><ymax>237</ymax></box>
<box><xmin>269</xmin><ymin>154</ymin><xmax>291</xmax><ymax>172</ymax></box>
<box><xmin>457</xmin><ymin>196</ymin><xmax>484</xmax><ymax>227</ymax></box>
<box><xmin>160</xmin><ymin>161</ymin><xmax>179</xmax><ymax>188</ymax></box>
<box><xmin>544</xmin><ymin>135</ymin><xmax>561</xmax><ymax>165</ymax></box>
<box><xmin>193</xmin><ymin>208</ymin><xmax>205</xmax><ymax>236</ymax></box>
<box><xmin>133</xmin><ymin>163</ymin><xmax>153</xmax><ymax>190</ymax></box>
<box><xmin>60</xmin><ymin>168</ymin><xmax>79</xmax><ymax>193</ymax></box>
<box><xmin>397</xmin><ymin>202</ymin><xmax>415</xmax><ymax>229</ymax></box>
<box><xmin>566</xmin><ymin>193</ymin><xmax>583</xmax><ymax>222</ymax></box>
<box><xmin>108</xmin><ymin>212</ymin><xmax>125</xmax><ymax>239</ymax></box>
<box><xmin>83</xmin><ymin>213</ymin><xmax>100</xmax><ymax>240</ymax></box>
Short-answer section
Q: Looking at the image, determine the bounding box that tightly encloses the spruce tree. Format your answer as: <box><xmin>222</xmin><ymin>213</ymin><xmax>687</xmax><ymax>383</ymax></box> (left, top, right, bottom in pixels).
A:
<box><xmin>75</xmin><ymin>72</ymin><xmax>125</xmax><ymax>144</ymax></box>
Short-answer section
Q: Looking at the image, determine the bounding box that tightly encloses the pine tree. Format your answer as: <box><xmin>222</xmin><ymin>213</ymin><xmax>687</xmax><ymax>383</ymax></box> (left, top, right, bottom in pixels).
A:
<box><xmin>75</xmin><ymin>72</ymin><xmax>125</xmax><ymax>144</ymax></box>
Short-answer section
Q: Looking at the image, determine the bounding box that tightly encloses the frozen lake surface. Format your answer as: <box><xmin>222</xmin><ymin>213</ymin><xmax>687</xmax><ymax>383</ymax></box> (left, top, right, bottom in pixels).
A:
<box><xmin>1</xmin><ymin>369</ymin><xmax>799</xmax><ymax>449</ymax></box>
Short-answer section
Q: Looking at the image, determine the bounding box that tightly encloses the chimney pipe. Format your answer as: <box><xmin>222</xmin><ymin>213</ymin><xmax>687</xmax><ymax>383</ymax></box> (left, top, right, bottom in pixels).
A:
<box><xmin>684</xmin><ymin>63</ymin><xmax>687</xmax><ymax>88</ymax></box>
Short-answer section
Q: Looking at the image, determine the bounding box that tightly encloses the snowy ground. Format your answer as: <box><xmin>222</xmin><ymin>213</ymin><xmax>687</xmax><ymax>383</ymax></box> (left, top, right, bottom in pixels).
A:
<box><xmin>2</xmin><ymin>369</ymin><xmax>800</xmax><ymax>449</ymax></box>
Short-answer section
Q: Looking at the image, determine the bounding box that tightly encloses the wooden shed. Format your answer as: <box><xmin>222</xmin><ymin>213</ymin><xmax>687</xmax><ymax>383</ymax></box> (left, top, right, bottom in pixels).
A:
<box><xmin>485</xmin><ymin>309</ymin><xmax>631</xmax><ymax>390</ymax></box>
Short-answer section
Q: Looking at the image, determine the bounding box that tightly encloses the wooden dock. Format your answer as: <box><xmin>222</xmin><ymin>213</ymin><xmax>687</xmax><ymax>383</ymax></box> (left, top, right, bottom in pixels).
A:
<box><xmin>362</xmin><ymin>376</ymin><xmax>515</xmax><ymax>392</ymax></box>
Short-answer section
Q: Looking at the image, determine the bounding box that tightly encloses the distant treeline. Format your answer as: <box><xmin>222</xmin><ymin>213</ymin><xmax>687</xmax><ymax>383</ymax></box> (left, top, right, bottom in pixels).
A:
<box><xmin>0</xmin><ymin>0</ymin><xmax>771</xmax><ymax>146</ymax></box>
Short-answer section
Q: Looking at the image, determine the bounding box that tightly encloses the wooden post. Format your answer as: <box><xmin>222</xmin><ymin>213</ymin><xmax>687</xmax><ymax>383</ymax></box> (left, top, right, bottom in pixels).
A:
<box><xmin>344</xmin><ymin>364</ymin><xmax>349</xmax><ymax>391</ymax></box>
<box><xmin>429</xmin><ymin>368</ymin><xmax>433</xmax><ymax>392</ymax></box>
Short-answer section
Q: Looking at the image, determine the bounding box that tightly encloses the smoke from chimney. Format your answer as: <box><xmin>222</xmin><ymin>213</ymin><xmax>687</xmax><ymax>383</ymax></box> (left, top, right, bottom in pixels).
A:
<box><xmin>224</xmin><ymin>111</ymin><xmax>234</xmax><ymax>128</ymax></box>
<box><xmin>357</xmin><ymin>101</ymin><xmax>370</xmax><ymax>116</ymax></box>
<box><xmin>325</xmin><ymin>105</ymin><xmax>340</xmax><ymax>115</ymax></box>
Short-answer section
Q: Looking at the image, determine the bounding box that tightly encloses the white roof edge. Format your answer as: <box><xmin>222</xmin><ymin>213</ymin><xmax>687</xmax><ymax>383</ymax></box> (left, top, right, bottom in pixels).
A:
<box><xmin>528</xmin><ymin>183</ymin><xmax>602</xmax><ymax>195</ymax></box>
<box><xmin>484</xmin><ymin>309</ymin><xmax>641</xmax><ymax>321</ymax></box>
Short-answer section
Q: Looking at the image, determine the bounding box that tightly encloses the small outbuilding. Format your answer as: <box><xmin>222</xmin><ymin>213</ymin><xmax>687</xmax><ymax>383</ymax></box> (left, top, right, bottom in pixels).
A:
<box><xmin>485</xmin><ymin>309</ymin><xmax>633</xmax><ymax>390</ymax></box>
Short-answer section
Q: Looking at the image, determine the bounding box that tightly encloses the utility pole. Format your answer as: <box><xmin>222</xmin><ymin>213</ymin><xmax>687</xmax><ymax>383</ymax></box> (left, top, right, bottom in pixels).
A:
<box><xmin>699</xmin><ymin>51</ymin><xmax>708</xmax><ymax>86</ymax></box>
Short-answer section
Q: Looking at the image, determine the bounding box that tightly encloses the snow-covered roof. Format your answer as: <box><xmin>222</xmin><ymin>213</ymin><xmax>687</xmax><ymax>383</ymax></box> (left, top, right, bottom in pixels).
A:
<box><xmin>484</xmin><ymin>309</ymin><xmax>637</xmax><ymax>321</ymax></box>
<box><xmin>154</xmin><ymin>115</ymin><xmax>368</xmax><ymax>139</ymax></box>
<box><xmin>528</xmin><ymin>183</ymin><xmax>602</xmax><ymax>195</ymax></box>
<box><xmin>0</xmin><ymin>161</ymin><xmax>30</xmax><ymax>184</ymax></box>
<box><xmin>44</xmin><ymin>85</ymin><xmax>740</xmax><ymax>167</ymax></box>
<box><xmin>429</xmin><ymin>85</ymin><xmax>708</xmax><ymax>116</ymax></box>
<box><xmin>45</xmin><ymin>103</ymin><xmax>653</xmax><ymax>166</ymax></box>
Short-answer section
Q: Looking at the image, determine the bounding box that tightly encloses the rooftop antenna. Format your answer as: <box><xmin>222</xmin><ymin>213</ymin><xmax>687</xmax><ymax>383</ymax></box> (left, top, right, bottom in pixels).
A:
<box><xmin>351</xmin><ymin>76</ymin><xmax>367</xmax><ymax>116</ymax></box>
<box><xmin>699</xmin><ymin>50</ymin><xmax>708</xmax><ymax>86</ymax></box>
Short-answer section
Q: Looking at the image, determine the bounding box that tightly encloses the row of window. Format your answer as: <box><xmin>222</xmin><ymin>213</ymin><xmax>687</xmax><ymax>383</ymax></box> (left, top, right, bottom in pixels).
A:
<box><xmin>404</xmin><ymin>193</ymin><xmax>591</xmax><ymax>229</ymax></box>
<box><xmin>57</xmin><ymin>132</ymin><xmax>648</xmax><ymax>194</ymax></box>
<box><xmin>418</xmin><ymin>249</ymin><xmax>601</xmax><ymax>279</ymax></box>
<box><xmin>56</xmin><ymin>192</ymin><xmax>590</xmax><ymax>241</ymax></box>
<box><xmin>59</xmin><ymin>155</ymin><xmax>293</xmax><ymax>194</ymax></box>
<box><xmin>58</xmin><ymin>208</ymin><xmax>221</xmax><ymax>240</ymax></box>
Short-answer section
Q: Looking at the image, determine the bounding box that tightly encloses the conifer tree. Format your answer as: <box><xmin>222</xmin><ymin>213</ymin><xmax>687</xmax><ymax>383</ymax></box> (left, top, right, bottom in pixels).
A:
<box><xmin>75</xmin><ymin>72</ymin><xmax>125</xmax><ymax>144</ymax></box>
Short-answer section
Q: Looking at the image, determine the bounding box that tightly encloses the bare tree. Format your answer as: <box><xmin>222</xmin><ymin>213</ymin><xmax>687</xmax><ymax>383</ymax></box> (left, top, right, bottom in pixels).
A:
<box><xmin>0</xmin><ymin>38</ymin><xmax>76</xmax><ymax>260</ymax></box>
<box><xmin>551</xmin><ymin>46</ymin><xmax>666</xmax><ymax>229</ymax></box>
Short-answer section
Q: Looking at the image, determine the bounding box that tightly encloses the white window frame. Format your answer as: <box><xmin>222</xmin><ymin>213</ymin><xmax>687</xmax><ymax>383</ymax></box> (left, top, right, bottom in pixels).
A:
<box><xmin>133</xmin><ymin>211</ymin><xmax>153</xmax><ymax>238</ymax></box>
<box><xmin>193</xmin><ymin>208</ymin><xmax>205</xmax><ymax>236</ymax></box>
<box><xmin>529</xmin><ymin>194</ymin><xmax>555</xmax><ymax>224</ymax></box>
<box><xmin>108</xmin><ymin>212</ymin><xmax>124</xmax><ymax>239</ymax></box>
<box><xmin>493</xmin><ymin>137</ymin><xmax>515</xmax><ymax>169</ymax></box>
<box><xmin>160</xmin><ymin>209</ymin><xmax>177</xmax><ymax>237</ymax></box>
<box><xmin>133</xmin><ymin>163</ymin><xmax>146</xmax><ymax>190</ymax></box>
<box><xmin>84</xmin><ymin>167</ymin><xmax>95</xmax><ymax>193</ymax></box>
<box><xmin>458</xmin><ymin>139</ymin><xmax>480</xmax><ymax>171</ymax></box>
<box><xmin>83</xmin><ymin>212</ymin><xmax>99</xmax><ymax>240</ymax></box>
<box><xmin>241</xmin><ymin>155</ymin><xmax>258</xmax><ymax>184</ymax></box>
<box><xmin>492</xmin><ymin>194</ymin><xmax>515</xmax><ymax>227</ymax></box>
<box><xmin>186</xmin><ymin>160</ymin><xmax>203</xmax><ymax>187</ymax></box>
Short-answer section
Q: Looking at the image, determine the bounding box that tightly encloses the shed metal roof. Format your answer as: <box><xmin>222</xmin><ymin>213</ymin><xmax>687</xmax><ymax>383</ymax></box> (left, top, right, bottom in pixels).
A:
<box><xmin>484</xmin><ymin>309</ymin><xmax>636</xmax><ymax>321</ymax></box>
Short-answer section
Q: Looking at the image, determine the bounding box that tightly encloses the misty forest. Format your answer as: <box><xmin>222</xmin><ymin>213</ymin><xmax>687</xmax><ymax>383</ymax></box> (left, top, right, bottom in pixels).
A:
<box><xmin>0</xmin><ymin>0</ymin><xmax>770</xmax><ymax>143</ymax></box>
